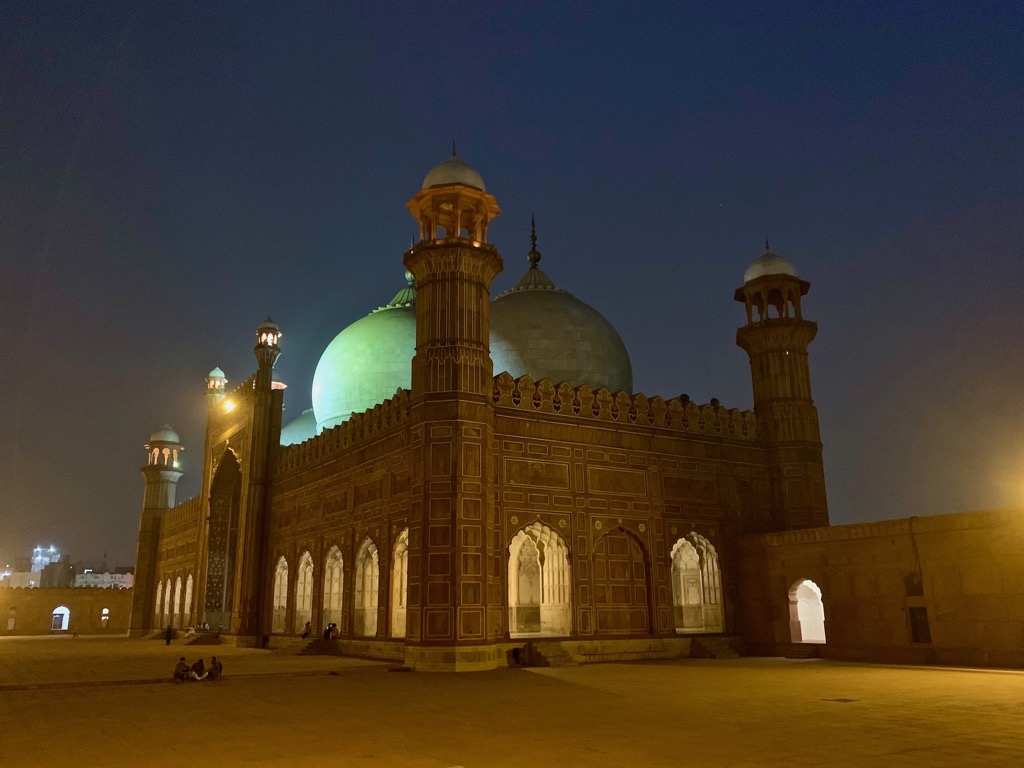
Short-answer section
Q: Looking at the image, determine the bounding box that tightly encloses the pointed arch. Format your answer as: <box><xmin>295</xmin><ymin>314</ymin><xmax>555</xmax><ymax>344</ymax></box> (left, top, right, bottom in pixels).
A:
<box><xmin>154</xmin><ymin>581</ymin><xmax>163</xmax><ymax>625</ymax></box>
<box><xmin>670</xmin><ymin>532</ymin><xmax>723</xmax><ymax>633</ymax></box>
<box><xmin>294</xmin><ymin>551</ymin><xmax>314</xmax><ymax>633</ymax></box>
<box><xmin>204</xmin><ymin>449</ymin><xmax>242</xmax><ymax>631</ymax></box>
<box><xmin>592</xmin><ymin>527</ymin><xmax>650</xmax><ymax>635</ymax></box>
<box><xmin>172</xmin><ymin>576</ymin><xmax>183</xmax><ymax>628</ymax></box>
<box><xmin>322</xmin><ymin>545</ymin><xmax>344</xmax><ymax>631</ymax></box>
<box><xmin>162</xmin><ymin>578</ymin><xmax>172</xmax><ymax>628</ymax></box>
<box><xmin>508</xmin><ymin>521</ymin><xmax>571</xmax><ymax>637</ymax></box>
<box><xmin>272</xmin><ymin>556</ymin><xmax>288</xmax><ymax>633</ymax></box>
<box><xmin>354</xmin><ymin>538</ymin><xmax>379</xmax><ymax>637</ymax></box>
<box><xmin>51</xmin><ymin>605</ymin><xmax>71</xmax><ymax>632</ymax></box>
<box><xmin>183</xmin><ymin>574</ymin><xmax>194</xmax><ymax>628</ymax></box>
<box><xmin>390</xmin><ymin>529</ymin><xmax>409</xmax><ymax>638</ymax></box>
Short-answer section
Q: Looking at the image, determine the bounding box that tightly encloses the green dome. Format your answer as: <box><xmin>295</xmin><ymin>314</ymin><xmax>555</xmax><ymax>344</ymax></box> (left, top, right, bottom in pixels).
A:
<box><xmin>148</xmin><ymin>425</ymin><xmax>181</xmax><ymax>445</ymax></box>
<box><xmin>280</xmin><ymin>408</ymin><xmax>318</xmax><ymax>446</ymax></box>
<box><xmin>312</xmin><ymin>295</ymin><xmax>416</xmax><ymax>431</ymax></box>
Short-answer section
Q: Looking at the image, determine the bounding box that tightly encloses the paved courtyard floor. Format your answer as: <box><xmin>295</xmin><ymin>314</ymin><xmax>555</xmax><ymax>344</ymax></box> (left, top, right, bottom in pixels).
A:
<box><xmin>1</xmin><ymin>636</ymin><xmax>1023</xmax><ymax>767</ymax></box>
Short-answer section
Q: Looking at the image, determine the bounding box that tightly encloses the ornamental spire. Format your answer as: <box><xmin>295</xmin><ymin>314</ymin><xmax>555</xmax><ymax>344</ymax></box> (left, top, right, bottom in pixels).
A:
<box><xmin>528</xmin><ymin>214</ymin><xmax>541</xmax><ymax>268</ymax></box>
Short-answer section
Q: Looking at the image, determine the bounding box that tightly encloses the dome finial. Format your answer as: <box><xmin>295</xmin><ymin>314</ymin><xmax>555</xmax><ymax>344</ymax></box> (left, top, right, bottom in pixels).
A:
<box><xmin>452</xmin><ymin>139</ymin><xmax>457</xmax><ymax>158</ymax></box>
<box><xmin>528</xmin><ymin>214</ymin><xmax>541</xmax><ymax>267</ymax></box>
<box><xmin>765</xmin><ymin>238</ymin><xmax>770</xmax><ymax>252</ymax></box>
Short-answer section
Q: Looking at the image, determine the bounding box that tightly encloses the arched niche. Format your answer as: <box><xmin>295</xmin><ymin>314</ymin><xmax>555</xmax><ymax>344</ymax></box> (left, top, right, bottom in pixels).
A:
<box><xmin>354</xmin><ymin>538</ymin><xmax>379</xmax><ymax>638</ymax></box>
<box><xmin>272</xmin><ymin>556</ymin><xmax>289</xmax><ymax>633</ymax></box>
<box><xmin>508</xmin><ymin>522</ymin><xmax>571</xmax><ymax>637</ymax></box>
<box><xmin>391</xmin><ymin>529</ymin><xmax>409</xmax><ymax>638</ymax></box>
<box><xmin>294</xmin><ymin>551</ymin><xmax>314</xmax><ymax>633</ymax></box>
<box><xmin>322</xmin><ymin>545</ymin><xmax>344</xmax><ymax>631</ymax></box>
<box><xmin>670</xmin><ymin>532</ymin><xmax>723</xmax><ymax>633</ymax></box>
<box><xmin>51</xmin><ymin>605</ymin><xmax>70</xmax><ymax>632</ymax></box>
<box><xmin>592</xmin><ymin>527</ymin><xmax>650</xmax><ymax>635</ymax></box>
<box><xmin>204</xmin><ymin>450</ymin><xmax>242</xmax><ymax>631</ymax></box>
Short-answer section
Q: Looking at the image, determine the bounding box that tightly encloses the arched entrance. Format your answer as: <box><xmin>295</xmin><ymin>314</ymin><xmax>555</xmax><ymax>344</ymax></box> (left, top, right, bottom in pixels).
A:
<box><xmin>354</xmin><ymin>538</ymin><xmax>379</xmax><ymax>637</ymax></box>
<box><xmin>593</xmin><ymin>528</ymin><xmax>650</xmax><ymax>635</ymax></box>
<box><xmin>183</xmin><ymin>575</ymin><xmax>194</xmax><ymax>628</ymax></box>
<box><xmin>51</xmin><ymin>605</ymin><xmax>70</xmax><ymax>631</ymax></box>
<box><xmin>7</xmin><ymin>608</ymin><xmax>16</xmax><ymax>632</ymax></box>
<box><xmin>322</xmin><ymin>545</ymin><xmax>344</xmax><ymax>630</ymax></box>
<box><xmin>789</xmin><ymin>579</ymin><xmax>826</xmax><ymax>643</ymax></box>
<box><xmin>172</xmin><ymin>577</ymin><xmax>182</xmax><ymax>628</ymax></box>
<box><xmin>204</xmin><ymin>451</ymin><xmax>241</xmax><ymax>631</ymax></box>
<box><xmin>294</xmin><ymin>551</ymin><xmax>313</xmax><ymax>633</ymax></box>
<box><xmin>390</xmin><ymin>529</ymin><xmax>409</xmax><ymax>638</ymax></box>
<box><xmin>508</xmin><ymin>522</ymin><xmax>571</xmax><ymax>637</ymax></box>
<box><xmin>272</xmin><ymin>557</ymin><xmax>288</xmax><ymax>633</ymax></box>
<box><xmin>670</xmin><ymin>532</ymin><xmax>723</xmax><ymax>633</ymax></box>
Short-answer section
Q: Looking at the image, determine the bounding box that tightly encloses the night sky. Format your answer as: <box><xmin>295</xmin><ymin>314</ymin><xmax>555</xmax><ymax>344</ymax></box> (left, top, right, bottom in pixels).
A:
<box><xmin>2</xmin><ymin>2</ymin><xmax>1022</xmax><ymax>569</ymax></box>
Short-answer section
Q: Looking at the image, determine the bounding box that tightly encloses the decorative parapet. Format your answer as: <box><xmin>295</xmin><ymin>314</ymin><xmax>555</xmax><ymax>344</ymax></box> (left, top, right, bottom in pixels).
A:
<box><xmin>491</xmin><ymin>372</ymin><xmax>760</xmax><ymax>441</ymax></box>
<box><xmin>164</xmin><ymin>496</ymin><xmax>202</xmax><ymax>526</ymax></box>
<box><xmin>276</xmin><ymin>389</ymin><xmax>411</xmax><ymax>474</ymax></box>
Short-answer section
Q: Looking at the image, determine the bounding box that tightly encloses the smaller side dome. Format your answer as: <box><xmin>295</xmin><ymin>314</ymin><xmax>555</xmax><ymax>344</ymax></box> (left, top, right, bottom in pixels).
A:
<box><xmin>744</xmin><ymin>248</ymin><xmax>798</xmax><ymax>284</ymax></box>
<box><xmin>422</xmin><ymin>153</ymin><xmax>486</xmax><ymax>192</ymax></box>
<box><xmin>148</xmin><ymin>425</ymin><xmax>180</xmax><ymax>445</ymax></box>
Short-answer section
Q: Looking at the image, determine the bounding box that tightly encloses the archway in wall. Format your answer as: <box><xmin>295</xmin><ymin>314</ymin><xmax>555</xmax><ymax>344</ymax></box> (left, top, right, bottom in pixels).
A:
<box><xmin>51</xmin><ymin>605</ymin><xmax>70</xmax><ymax>631</ymax></box>
<box><xmin>354</xmin><ymin>538</ymin><xmax>379</xmax><ymax>637</ymax></box>
<box><xmin>272</xmin><ymin>557</ymin><xmax>288</xmax><ymax>633</ymax></box>
<box><xmin>183</xmin><ymin>575</ymin><xmax>194</xmax><ymax>628</ymax></box>
<box><xmin>172</xmin><ymin>577</ymin><xmax>182</xmax><ymax>628</ymax></box>
<box><xmin>507</xmin><ymin>522</ymin><xmax>571</xmax><ymax>637</ymax></box>
<box><xmin>154</xmin><ymin>581</ymin><xmax>163</xmax><ymax>627</ymax></box>
<box><xmin>294</xmin><ymin>552</ymin><xmax>314</xmax><ymax>633</ymax></box>
<box><xmin>101</xmin><ymin>608</ymin><xmax>110</xmax><ymax>629</ymax></box>
<box><xmin>391</xmin><ymin>529</ymin><xmax>409</xmax><ymax>638</ymax></box>
<box><xmin>322</xmin><ymin>546</ymin><xmax>344</xmax><ymax>630</ymax></box>
<box><xmin>204</xmin><ymin>451</ymin><xmax>241</xmax><ymax>631</ymax></box>
<box><xmin>7</xmin><ymin>608</ymin><xmax>16</xmax><ymax>632</ymax></box>
<box><xmin>670</xmin><ymin>533</ymin><xmax>723</xmax><ymax>633</ymax></box>
<box><xmin>162</xmin><ymin>578</ymin><xmax>172</xmax><ymax>628</ymax></box>
<box><xmin>789</xmin><ymin>579</ymin><xmax>826</xmax><ymax>643</ymax></box>
<box><xmin>592</xmin><ymin>528</ymin><xmax>650</xmax><ymax>635</ymax></box>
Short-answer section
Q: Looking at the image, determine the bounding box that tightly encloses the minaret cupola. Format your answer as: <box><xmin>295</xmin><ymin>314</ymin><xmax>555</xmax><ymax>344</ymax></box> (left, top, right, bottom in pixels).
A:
<box><xmin>406</xmin><ymin>145</ymin><xmax>501</xmax><ymax>243</ymax></box>
<box><xmin>254</xmin><ymin>316</ymin><xmax>282</xmax><ymax>370</ymax></box>
<box><xmin>205</xmin><ymin>367</ymin><xmax>228</xmax><ymax>407</ymax></box>
<box><xmin>144</xmin><ymin>425</ymin><xmax>183</xmax><ymax>470</ymax></box>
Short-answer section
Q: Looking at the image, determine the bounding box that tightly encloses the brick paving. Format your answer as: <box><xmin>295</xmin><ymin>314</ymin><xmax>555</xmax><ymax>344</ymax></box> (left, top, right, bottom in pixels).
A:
<box><xmin>2</xmin><ymin>636</ymin><xmax>1022</xmax><ymax>767</ymax></box>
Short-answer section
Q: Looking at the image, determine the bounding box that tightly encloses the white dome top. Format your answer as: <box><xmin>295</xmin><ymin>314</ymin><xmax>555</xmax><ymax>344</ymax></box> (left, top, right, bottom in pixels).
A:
<box><xmin>148</xmin><ymin>425</ymin><xmax>180</xmax><ymax>445</ymax></box>
<box><xmin>311</xmin><ymin>281</ymin><xmax>417</xmax><ymax>432</ymax></box>
<box><xmin>744</xmin><ymin>250</ymin><xmax>798</xmax><ymax>283</ymax></box>
<box><xmin>491</xmin><ymin>241</ymin><xmax>632</xmax><ymax>394</ymax></box>
<box><xmin>421</xmin><ymin>154</ymin><xmax>486</xmax><ymax>191</ymax></box>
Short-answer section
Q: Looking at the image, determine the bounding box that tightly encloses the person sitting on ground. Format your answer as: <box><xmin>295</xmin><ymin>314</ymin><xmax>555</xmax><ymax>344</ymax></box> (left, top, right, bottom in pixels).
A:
<box><xmin>190</xmin><ymin>658</ymin><xmax>208</xmax><ymax>681</ymax></box>
<box><xmin>323</xmin><ymin>624</ymin><xmax>332</xmax><ymax>640</ymax></box>
<box><xmin>329</xmin><ymin>623</ymin><xmax>339</xmax><ymax>639</ymax></box>
<box><xmin>185</xmin><ymin>625</ymin><xmax>197</xmax><ymax>638</ymax></box>
<box><xmin>207</xmin><ymin>656</ymin><xmax>222</xmax><ymax>681</ymax></box>
<box><xmin>173</xmin><ymin>657</ymin><xmax>189</xmax><ymax>681</ymax></box>
<box><xmin>301</xmin><ymin>620</ymin><xmax>311</xmax><ymax>639</ymax></box>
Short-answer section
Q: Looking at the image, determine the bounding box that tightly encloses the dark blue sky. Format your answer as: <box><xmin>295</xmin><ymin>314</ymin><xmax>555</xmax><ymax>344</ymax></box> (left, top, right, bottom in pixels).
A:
<box><xmin>2</xmin><ymin>2</ymin><xmax>1022</xmax><ymax>567</ymax></box>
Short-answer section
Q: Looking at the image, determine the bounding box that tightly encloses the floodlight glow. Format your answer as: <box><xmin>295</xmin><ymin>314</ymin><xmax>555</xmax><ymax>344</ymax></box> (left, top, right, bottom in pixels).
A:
<box><xmin>224</xmin><ymin>399</ymin><xmax>235</xmax><ymax>413</ymax></box>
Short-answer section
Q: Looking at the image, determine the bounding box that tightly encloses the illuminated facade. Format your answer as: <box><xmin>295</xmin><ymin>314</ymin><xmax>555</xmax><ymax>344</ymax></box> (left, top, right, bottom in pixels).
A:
<box><xmin>131</xmin><ymin>153</ymin><xmax>830</xmax><ymax>670</ymax></box>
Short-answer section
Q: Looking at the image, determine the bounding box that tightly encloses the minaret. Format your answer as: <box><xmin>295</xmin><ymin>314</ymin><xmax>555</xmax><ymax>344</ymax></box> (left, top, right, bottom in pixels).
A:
<box><xmin>402</xmin><ymin>150</ymin><xmax>504</xmax><ymax>670</ymax></box>
<box><xmin>735</xmin><ymin>246</ymin><xmax>829</xmax><ymax>530</ymax></box>
<box><xmin>130</xmin><ymin>426</ymin><xmax>184</xmax><ymax>635</ymax></box>
<box><xmin>234</xmin><ymin>317</ymin><xmax>284</xmax><ymax>636</ymax></box>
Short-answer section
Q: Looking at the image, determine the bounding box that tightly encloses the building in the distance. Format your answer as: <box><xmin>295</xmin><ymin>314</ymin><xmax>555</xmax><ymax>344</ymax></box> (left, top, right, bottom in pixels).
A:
<box><xmin>129</xmin><ymin>152</ymin><xmax>1024</xmax><ymax>671</ymax></box>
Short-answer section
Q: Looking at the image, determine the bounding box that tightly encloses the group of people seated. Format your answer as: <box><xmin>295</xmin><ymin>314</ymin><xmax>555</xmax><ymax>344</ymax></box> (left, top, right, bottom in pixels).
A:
<box><xmin>173</xmin><ymin>656</ymin><xmax>222</xmax><ymax>682</ymax></box>
<box><xmin>322</xmin><ymin>622</ymin><xmax>339</xmax><ymax>640</ymax></box>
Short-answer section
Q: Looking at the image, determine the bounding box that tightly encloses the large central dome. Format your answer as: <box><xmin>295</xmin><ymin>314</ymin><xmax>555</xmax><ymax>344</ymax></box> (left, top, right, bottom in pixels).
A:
<box><xmin>311</xmin><ymin>276</ymin><xmax>417</xmax><ymax>432</ymax></box>
<box><xmin>490</xmin><ymin>229</ymin><xmax>632</xmax><ymax>393</ymax></box>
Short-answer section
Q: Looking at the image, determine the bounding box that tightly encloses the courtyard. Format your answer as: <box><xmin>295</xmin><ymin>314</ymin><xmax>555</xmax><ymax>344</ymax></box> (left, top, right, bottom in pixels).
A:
<box><xmin>1</xmin><ymin>636</ymin><xmax>1022</xmax><ymax>767</ymax></box>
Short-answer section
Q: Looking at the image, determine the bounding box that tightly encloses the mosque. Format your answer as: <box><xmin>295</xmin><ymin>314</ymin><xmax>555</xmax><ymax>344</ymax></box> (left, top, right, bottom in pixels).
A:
<box><xmin>131</xmin><ymin>152</ymin><xmax>1021</xmax><ymax>671</ymax></box>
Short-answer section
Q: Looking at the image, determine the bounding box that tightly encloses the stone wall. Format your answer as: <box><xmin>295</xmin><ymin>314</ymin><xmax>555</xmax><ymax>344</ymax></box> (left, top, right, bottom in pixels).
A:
<box><xmin>737</xmin><ymin>508</ymin><xmax>1024</xmax><ymax>668</ymax></box>
<box><xmin>0</xmin><ymin>587</ymin><xmax>133</xmax><ymax>636</ymax></box>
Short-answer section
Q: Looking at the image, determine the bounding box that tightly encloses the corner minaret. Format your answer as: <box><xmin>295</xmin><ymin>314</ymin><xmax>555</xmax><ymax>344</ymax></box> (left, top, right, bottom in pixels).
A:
<box><xmin>205</xmin><ymin>367</ymin><xmax>228</xmax><ymax>407</ymax></box>
<box><xmin>735</xmin><ymin>246</ymin><xmax>829</xmax><ymax>530</ymax></box>
<box><xmin>130</xmin><ymin>426</ymin><xmax>184</xmax><ymax>635</ymax></box>
<box><xmin>401</xmin><ymin>151</ymin><xmax>504</xmax><ymax>670</ymax></box>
